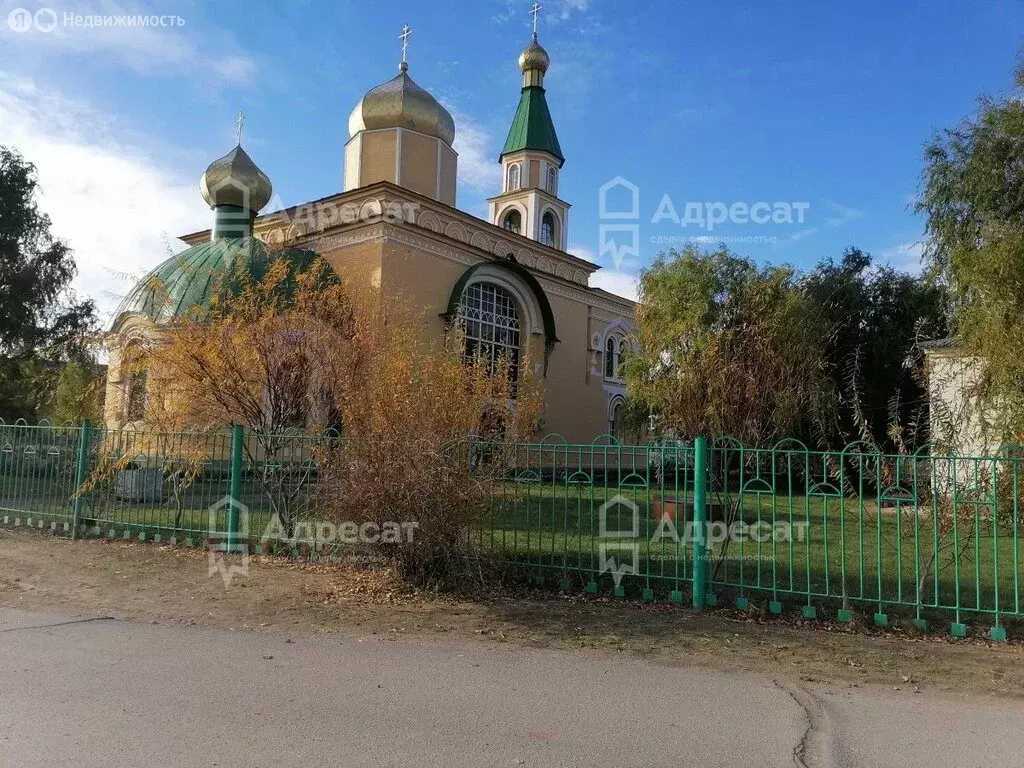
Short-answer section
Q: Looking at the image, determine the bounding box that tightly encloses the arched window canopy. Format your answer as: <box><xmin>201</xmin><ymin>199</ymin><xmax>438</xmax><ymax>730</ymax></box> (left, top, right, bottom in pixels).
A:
<box><xmin>443</xmin><ymin>260</ymin><xmax>559</xmax><ymax>371</ymax></box>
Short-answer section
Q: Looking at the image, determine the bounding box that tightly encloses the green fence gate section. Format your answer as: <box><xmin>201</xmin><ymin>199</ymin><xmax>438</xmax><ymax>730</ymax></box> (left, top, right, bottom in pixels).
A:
<box><xmin>1</xmin><ymin>419</ymin><xmax>1022</xmax><ymax>639</ymax></box>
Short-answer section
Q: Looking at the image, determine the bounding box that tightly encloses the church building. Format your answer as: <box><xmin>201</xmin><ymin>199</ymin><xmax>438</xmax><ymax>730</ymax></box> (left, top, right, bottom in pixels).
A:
<box><xmin>105</xmin><ymin>24</ymin><xmax>637</xmax><ymax>443</ymax></box>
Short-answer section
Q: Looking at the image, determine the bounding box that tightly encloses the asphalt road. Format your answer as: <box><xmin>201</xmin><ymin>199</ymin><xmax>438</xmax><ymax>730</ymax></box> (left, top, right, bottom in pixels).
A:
<box><xmin>0</xmin><ymin>608</ymin><xmax>1021</xmax><ymax>767</ymax></box>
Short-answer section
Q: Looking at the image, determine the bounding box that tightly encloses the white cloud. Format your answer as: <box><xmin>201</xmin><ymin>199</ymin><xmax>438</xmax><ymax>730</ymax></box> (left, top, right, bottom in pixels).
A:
<box><xmin>568</xmin><ymin>244</ymin><xmax>594</xmax><ymax>261</ymax></box>
<box><xmin>0</xmin><ymin>71</ymin><xmax>209</xmax><ymax>323</ymax></box>
<box><xmin>0</xmin><ymin>0</ymin><xmax>257</xmax><ymax>85</ymax></box>
<box><xmin>882</xmin><ymin>241</ymin><xmax>925</xmax><ymax>275</ymax></box>
<box><xmin>492</xmin><ymin>0</ymin><xmax>591</xmax><ymax>25</ymax></box>
<box><xmin>448</xmin><ymin>108</ymin><xmax>501</xmax><ymax>204</ymax></box>
<box><xmin>822</xmin><ymin>200</ymin><xmax>865</xmax><ymax>228</ymax></box>
<box><xmin>589</xmin><ymin>269</ymin><xmax>639</xmax><ymax>302</ymax></box>
<box><xmin>787</xmin><ymin>200</ymin><xmax>864</xmax><ymax>243</ymax></box>
<box><xmin>570</xmin><ymin>247</ymin><xmax>639</xmax><ymax>300</ymax></box>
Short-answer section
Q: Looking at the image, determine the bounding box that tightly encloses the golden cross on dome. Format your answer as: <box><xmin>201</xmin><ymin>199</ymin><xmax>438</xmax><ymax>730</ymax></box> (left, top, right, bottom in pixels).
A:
<box><xmin>399</xmin><ymin>24</ymin><xmax>412</xmax><ymax>64</ymax></box>
<box><xmin>530</xmin><ymin>2</ymin><xmax>542</xmax><ymax>34</ymax></box>
<box><xmin>234</xmin><ymin>110</ymin><xmax>244</xmax><ymax>146</ymax></box>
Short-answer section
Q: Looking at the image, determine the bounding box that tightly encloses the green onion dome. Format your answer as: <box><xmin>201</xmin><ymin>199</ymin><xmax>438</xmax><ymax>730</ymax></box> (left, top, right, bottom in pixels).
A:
<box><xmin>111</xmin><ymin>237</ymin><xmax>319</xmax><ymax>331</ymax></box>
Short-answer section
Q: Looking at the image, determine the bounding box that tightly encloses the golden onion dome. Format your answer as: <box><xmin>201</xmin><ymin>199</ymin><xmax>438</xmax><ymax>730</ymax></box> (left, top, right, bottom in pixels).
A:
<box><xmin>199</xmin><ymin>145</ymin><xmax>272</xmax><ymax>213</ymax></box>
<box><xmin>347</xmin><ymin>63</ymin><xmax>456</xmax><ymax>146</ymax></box>
<box><xmin>519</xmin><ymin>33</ymin><xmax>550</xmax><ymax>74</ymax></box>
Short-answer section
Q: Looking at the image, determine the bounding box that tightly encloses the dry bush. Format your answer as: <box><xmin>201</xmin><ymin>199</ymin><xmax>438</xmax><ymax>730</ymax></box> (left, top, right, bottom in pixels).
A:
<box><xmin>129</xmin><ymin>251</ymin><xmax>352</xmax><ymax>535</ymax></box>
<box><xmin>319</xmin><ymin>291</ymin><xmax>543</xmax><ymax>587</ymax></box>
<box><xmin>136</xmin><ymin>249</ymin><xmax>543</xmax><ymax>581</ymax></box>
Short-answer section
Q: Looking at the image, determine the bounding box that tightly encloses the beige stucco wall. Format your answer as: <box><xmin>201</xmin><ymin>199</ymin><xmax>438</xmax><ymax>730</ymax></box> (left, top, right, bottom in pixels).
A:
<box><xmin>323</xmin><ymin>229</ymin><xmax>635</xmax><ymax>444</ymax></box>
<box><xmin>926</xmin><ymin>350</ymin><xmax>991</xmax><ymax>456</ymax></box>
<box><xmin>439</xmin><ymin>146</ymin><xmax>457</xmax><ymax>207</ymax></box>
<box><xmin>398</xmin><ymin>130</ymin><xmax>438</xmax><ymax>200</ymax></box>
<box><xmin>346</xmin><ymin>128</ymin><xmax>456</xmax><ymax>207</ymax></box>
<box><xmin>358</xmin><ymin>131</ymin><xmax>397</xmax><ymax>188</ymax></box>
<box><xmin>320</xmin><ymin>236</ymin><xmax>384</xmax><ymax>292</ymax></box>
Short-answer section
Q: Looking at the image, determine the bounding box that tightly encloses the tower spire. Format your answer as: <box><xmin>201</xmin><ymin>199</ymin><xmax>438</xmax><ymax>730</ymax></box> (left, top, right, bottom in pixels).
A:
<box><xmin>488</xmin><ymin>4</ymin><xmax>567</xmax><ymax>250</ymax></box>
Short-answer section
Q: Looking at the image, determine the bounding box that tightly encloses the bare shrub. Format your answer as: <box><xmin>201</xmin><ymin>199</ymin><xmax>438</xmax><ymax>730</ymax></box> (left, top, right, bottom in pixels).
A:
<box><xmin>318</xmin><ymin>291</ymin><xmax>542</xmax><ymax>587</ymax></box>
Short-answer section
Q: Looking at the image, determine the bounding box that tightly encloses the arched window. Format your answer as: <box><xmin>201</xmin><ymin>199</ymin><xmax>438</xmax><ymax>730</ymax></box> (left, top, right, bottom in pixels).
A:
<box><xmin>506</xmin><ymin>163</ymin><xmax>521</xmax><ymax>192</ymax></box>
<box><xmin>457</xmin><ymin>282</ymin><xmax>521</xmax><ymax>389</ymax></box>
<box><xmin>502</xmin><ymin>209</ymin><xmax>522</xmax><ymax>234</ymax></box>
<box><xmin>126</xmin><ymin>371</ymin><xmax>147</xmax><ymax>421</ymax></box>
<box><xmin>546</xmin><ymin>167</ymin><xmax>557</xmax><ymax>194</ymax></box>
<box><xmin>122</xmin><ymin>340</ymin><xmax>148</xmax><ymax>421</ymax></box>
<box><xmin>605</xmin><ymin>334</ymin><xmax>627</xmax><ymax>380</ymax></box>
<box><xmin>605</xmin><ymin>336</ymin><xmax>617</xmax><ymax>378</ymax></box>
<box><xmin>541</xmin><ymin>211</ymin><xmax>556</xmax><ymax>247</ymax></box>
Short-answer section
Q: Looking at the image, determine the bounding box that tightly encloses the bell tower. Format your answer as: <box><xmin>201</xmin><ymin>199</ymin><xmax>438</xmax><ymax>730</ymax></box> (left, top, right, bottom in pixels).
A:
<box><xmin>488</xmin><ymin>5</ymin><xmax>570</xmax><ymax>251</ymax></box>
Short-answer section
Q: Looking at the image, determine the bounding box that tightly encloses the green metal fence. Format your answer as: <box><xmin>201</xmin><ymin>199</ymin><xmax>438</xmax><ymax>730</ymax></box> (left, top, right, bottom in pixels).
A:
<box><xmin>2</xmin><ymin>420</ymin><xmax>1022</xmax><ymax>638</ymax></box>
<box><xmin>0</xmin><ymin>419</ymin><xmax>336</xmax><ymax>547</ymax></box>
<box><xmin>475</xmin><ymin>434</ymin><xmax>1024</xmax><ymax>639</ymax></box>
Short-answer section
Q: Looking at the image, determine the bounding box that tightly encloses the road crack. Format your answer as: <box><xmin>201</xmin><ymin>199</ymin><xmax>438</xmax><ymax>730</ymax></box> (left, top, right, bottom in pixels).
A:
<box><xmin>0</xmin><ymin>616</ymin><xmax>114</xmax><ymax>633</ymax></box>
<box><xmin>773</xmin><ymin>678</ymin><xmax>830</xmax><ymax>768</ymax></box>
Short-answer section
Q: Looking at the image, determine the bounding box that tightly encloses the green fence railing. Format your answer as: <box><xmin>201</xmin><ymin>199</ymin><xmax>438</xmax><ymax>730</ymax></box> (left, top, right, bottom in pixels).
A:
<box><xmin>1</xmin><ymin>420</ymin><xmax>1022</xmax><ymax>639</ymax></box>
<box><xmin>473</xmin><ymin>433</ymin><xmax>1024</xmax><ymax>640</ymax></box>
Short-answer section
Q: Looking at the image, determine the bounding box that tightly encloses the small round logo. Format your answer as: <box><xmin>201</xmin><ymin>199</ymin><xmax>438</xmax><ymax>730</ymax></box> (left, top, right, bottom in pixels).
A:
<box><xmin>7</xmin><ymin>8</ymin><xmax>33</xmax><ymax>32</ymax></box>
<box><xmin>34</xmin><ymin>7</ymin><xmax>57</xmax><ymax>32</ymax></box>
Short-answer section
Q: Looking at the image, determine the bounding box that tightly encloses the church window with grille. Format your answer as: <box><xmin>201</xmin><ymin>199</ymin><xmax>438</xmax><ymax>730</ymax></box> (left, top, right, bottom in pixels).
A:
<box><xmin>457</xmin><ymin>282</ymin><xmax>521</xmax><ymax>389</ymax></box>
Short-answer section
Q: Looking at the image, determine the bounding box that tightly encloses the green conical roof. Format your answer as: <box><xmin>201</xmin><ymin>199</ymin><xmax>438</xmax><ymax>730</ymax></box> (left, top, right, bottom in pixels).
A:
<box><xmin>113</xmin><ymin>237</ymin><xmax>320</xmax><ymax>329</ymax></box>
<box><xmin>500</xmin><ymin>85</ymin><xmax>563</xmax><ymax>165</ymax></box>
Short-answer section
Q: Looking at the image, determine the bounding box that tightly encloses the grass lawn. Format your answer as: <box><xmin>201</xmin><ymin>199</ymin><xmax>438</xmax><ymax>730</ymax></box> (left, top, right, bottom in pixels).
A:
<box><xmin>481</xmin><ymin>482</ymin><xmax>1024</xmax><ymax>623</ymax></box>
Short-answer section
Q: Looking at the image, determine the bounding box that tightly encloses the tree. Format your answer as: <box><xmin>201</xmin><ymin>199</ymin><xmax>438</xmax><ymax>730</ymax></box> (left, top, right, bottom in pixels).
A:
<box><xmin>802</xmin><ymin>248</ymin><xmax>947</xmax><ymax>450</ymax></box>
<box><xmin>917</xmin><ymin>62</ymin><xmax>1024</xmax><ymax>287</ymax></box>
<box><xmin>47</xmin><ymin>360</ymin><xmax>104</xmax><ymax>424</ymax></box>
<box><xmin>917</xmin><ymin>62</ymin><xmax>1024</xmax><ymax>439</ymax></box>
<box><xmin>0</xmin><ymin>146</ymin><xmax>96</xmax><ymax>420</ymax></box>
<box><xmin>624</xmin><ymin>245</ymin><xmax>829</xmax><ymax>446</ymax></box>
<box><xmin>141</xmin><ymin>249</ymin><xmax>544</xmax><ymax>556</ymax></box>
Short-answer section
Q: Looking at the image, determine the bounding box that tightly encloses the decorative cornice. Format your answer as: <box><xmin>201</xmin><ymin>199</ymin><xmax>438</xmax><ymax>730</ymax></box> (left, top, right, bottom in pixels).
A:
<box><xmin>177</xmin><ymin>181</ymin><xmax>634</xmax><ymax>313</ymax></box>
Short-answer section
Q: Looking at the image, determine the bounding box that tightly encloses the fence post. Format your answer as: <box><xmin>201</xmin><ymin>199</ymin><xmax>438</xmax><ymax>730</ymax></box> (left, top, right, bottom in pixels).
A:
<box><xmin>71</xmin><ymin>419</ymin><xmax>92</xmax><ymax>539</ymax></box>
<box><xmin>692</xmin><ymin>435</ymin><xmax>708</xmax><ymax>609</ymax></box>
<box><xmin>224</xmin><ymin>424</ymin><xmax>244</xmax><ymax>552</ymax></box>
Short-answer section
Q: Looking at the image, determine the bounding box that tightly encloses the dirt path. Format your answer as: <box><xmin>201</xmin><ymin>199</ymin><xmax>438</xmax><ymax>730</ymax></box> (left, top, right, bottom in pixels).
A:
<box><xmin>2</xmin><ymin>527</ymin><xmax>1022</xmax><ymax>698</ymax></box>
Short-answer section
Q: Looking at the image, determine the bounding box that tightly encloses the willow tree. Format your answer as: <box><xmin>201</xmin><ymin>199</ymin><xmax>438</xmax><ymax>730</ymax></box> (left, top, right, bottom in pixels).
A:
<box><xmin>624</xmin><ymin>245</ymin><xmax>829</xmax><ymax>446</ymax></box>
<box><xmin>917</xmin><ymin>61</ymin><xmax>1024</xmax><ymax>439</ymax></box>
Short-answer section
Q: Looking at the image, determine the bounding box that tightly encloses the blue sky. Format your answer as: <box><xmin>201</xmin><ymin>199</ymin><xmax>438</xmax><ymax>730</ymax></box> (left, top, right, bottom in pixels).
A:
<box><xmin>1</xmin><ymin>0</ymin><xmax>1022</xmax><ymax>315</ymax></box>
